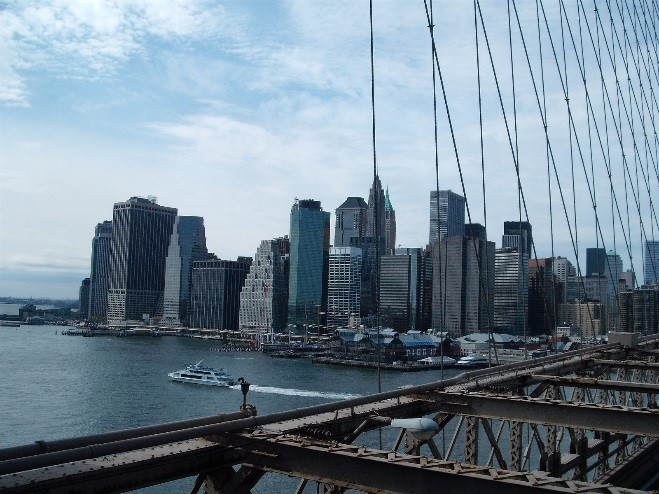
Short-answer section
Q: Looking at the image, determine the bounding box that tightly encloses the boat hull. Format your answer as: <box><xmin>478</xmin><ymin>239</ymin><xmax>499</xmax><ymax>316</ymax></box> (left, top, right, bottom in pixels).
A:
<box><xmin>168</xmin><ymin>374</ymin><xmax>234</xmax><ymax>386</ymax></box>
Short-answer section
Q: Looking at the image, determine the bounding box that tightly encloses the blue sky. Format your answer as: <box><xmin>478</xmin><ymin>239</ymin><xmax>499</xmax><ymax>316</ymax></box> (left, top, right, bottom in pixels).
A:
<box><xmin>1</xmin><ymin>1</ymin><xmax>657</xmax><ymax>299</ymax></box>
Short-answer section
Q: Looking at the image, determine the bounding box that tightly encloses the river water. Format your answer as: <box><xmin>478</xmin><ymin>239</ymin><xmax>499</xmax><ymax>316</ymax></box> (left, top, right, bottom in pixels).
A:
<box><xmin>0</xmin><ymin>324</ymin><xmax>461</xmax><ymax>492</ymax></box>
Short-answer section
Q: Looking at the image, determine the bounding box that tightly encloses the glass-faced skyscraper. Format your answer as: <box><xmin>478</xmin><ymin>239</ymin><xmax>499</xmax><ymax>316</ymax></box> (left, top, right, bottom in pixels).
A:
<box><xmin>189</xmin><ymin>257</ymin><xmax>252</xmax><ymax>330</ymax></box>
<box><xmin>162</xmin><ymin>216</ymin><xmax>208</xmax><ymax>326</ymax></box>
<box><xmin>107</xmin><ymin>197</ymin><xmax>177</xmax><ymax>325</ymax></box>
<box><xmin>502</xmin><ymin>221</ymin><xmax>533</xmax><ymax>257</ymax></box>
<box><xmin>429</xmin><ymin>190</ymin><xmax>465</xmax><ymax>244</ymax></box>
<box><xmin>644</xmin><ymin>240</ymin><xmax>659</xmax><ymax>285</ymax></box>
<box><xmin>586</xmin><ymin>247</ymin><xmax>606</xmax><ymax>277</ymax></box>
<box><xmin>287</xmin><ymin>199</ymin><xmax>330</xmax><ymax>329</ymax></box>
<box><xmin>88</xmin><ymin>220</ymin><xmax>112</xmax><ymax>320</ymax></box>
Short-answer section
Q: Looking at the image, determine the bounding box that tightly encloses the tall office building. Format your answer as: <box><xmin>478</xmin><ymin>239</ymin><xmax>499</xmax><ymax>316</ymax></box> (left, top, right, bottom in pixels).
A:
<box><xmin>189</xmin><ymin>257</ymin><xmax>252</xmax><ymax>330</ymax></box>
<box><xmin>327</xmin><ymin>247</ymin><xmax>362</xmax><ymax>330</ymax></box>
<box><xmin>502</xmin><ymin>221</ymin><xmax>533</xmax><ymax>257</ymax></box>
<box><xmin>79</xmin><ymin>278</ymin><xmax>90</xmax><ymax>319</ymax></box>
<box><xmin>239</xmin><ymin>237</ymin><xmax>290</xmax><ymax>333</ymax></box>
<box><xmin>367</xmin><ymin>176</ymin><xmax>386</xmax><ymax>241</ymax></box>
<box><xmin>88</xmin><ymin>220</ymin><xmax>112</xmax><ymax>320</ymax></box>
<box><xmin>620</xmin><ymin>270</ymin><xmax>636</xmax><ymax>290</ymax></box>
<box><xmin>644</xmin><ymin>240</ymin><xmax>659</xmax><ymax>285</ymax></box>
<box><xmin>558</xmin><ymin>301</ymin><xmax>606</xmax><ymax>339</ymax></box>
<box><xmin>619</xmin><ymin>287</ymin><xmax>658</xmax><ymax>333</ymax></box>
<box><xmin>586</xmin><ymin>248</ymin><xmax>606</xmax><ymax>277</ymax></box>
<box><xmin>162</xmin><ymin>216</ymin><xmax>208</xmax><ymax>327</ymax></box>
<box><xmin>553</xmin><ymin>256</ymin><xmax>575</xmax><ymax>303</ymax></box>
<box><xmin>107</xmin><ymin>197</ymin><xmax>177</xmax><ymax>325</ymax></box>
<box><xmin>380</xmin><ymin>254</ymin><xmax>413</xmax><ymax>332</ymax></box>
<box><xmin>528</xmin><ymin>258</ymin><xmax>559</xmax><ymax>335</ymax></box>
<box><xmin>493</xmin><ymin>247</ymin><xmax>529</xmax><ymax>333</ymax></box>
<box><xmin>604</xmin><ymin>250</ymin><xmax>623</xmax><ymax>331</ymax></box>
<box><xmin>429</xmin><ymin>190</ymin><xmax>465</xmax><ymax>244</ymax></box>
<box><xmin>349</xmin><ymin>236</ymin><xmax>382</xmax><ymax>326</ymax></box>
<box><xmin>432</xmin><ymin>233</ymin><xmax>495</xmax><ymax>336</ymax></box>
<box><xmin>380</xmin><ymin>247</ymin><xmax>433</xmax><ymax>332</ymax></box>
<box><xmin>384</xmin><ymin>187</ymin><xmax>396</xmax><ymax>255</ymax></box>
<box><xmin>334</xmin><ymin>197</ymin><xmax>368</xmax><ymax>247</ymax></box>
<box><xmin>287</xmin><ymin>199</ymin><xmax>330</xmax><ymax>329</ymax></box>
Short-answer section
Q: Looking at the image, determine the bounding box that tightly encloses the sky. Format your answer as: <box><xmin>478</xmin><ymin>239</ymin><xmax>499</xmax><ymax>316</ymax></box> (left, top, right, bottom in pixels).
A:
<box><xmin>1</xmin><ymin>0</ymin><xmax>657</xmax><ymax>299</ymax></box>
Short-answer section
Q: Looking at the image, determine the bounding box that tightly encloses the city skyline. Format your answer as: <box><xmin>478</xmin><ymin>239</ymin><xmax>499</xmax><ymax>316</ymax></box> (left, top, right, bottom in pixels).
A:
<box><xmin>1</xmin><ymin>1</ymin><xmax>656</xmax><ymax>298</ymax></box>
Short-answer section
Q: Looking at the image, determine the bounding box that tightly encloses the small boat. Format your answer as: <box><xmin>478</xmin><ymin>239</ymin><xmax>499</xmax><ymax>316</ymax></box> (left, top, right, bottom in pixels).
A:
<box><xmin>168</xmin><ymin>360</ymin><xmax>236</xmax><ymax>386</ymax></box>
<box><xmin>455</xmin><ymin>354</ymin><xmax>489</xmax><ymax>368</ymax></box>
<box><xmin>417</xmin><ymin>356</ymin><xmax>457</xmax><ymax>367</ymax></box>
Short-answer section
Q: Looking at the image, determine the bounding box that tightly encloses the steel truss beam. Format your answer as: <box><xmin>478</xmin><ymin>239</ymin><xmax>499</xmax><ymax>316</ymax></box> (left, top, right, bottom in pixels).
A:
<box><xmin>427</xmin><ymin>392</ymin><xmax>659</xmax><ymax>437</ymax></box>
<box><xmin>530</xmin><ymin>375</ymin><xmax>659</xmax><ymax>394</ymax></box>
<box><xmin>0</xmin><ymin>439</ymin><xmax>242</xmax><ymax>494</ymax></box>
<box><xmin>228</xmin><ymin>432</ymin><xmax>648</xmax><ymax>494</ymax></box>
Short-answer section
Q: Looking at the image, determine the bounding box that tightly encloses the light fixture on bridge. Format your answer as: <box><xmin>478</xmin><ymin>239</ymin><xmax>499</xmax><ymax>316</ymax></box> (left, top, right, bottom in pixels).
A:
<box><xmin>389</xmin><ymin>417</ymin><xmax>440</xmax><ymax>441</ymax></box>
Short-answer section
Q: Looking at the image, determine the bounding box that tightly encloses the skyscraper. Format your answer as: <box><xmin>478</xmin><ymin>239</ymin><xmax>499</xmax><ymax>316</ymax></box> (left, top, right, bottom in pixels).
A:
<box><xmin>384</xmin><ymin>187</ymin><xmax>396</xmax><ymax>255</ymax></box>
<box><xmin>327</xmin><ymin>247</ymin><xmax>362</xmax><ymax>330</ymax></box>
<box><xmin>189</xmin><ymin>257</ymin><xmax>252</xmax><ymax>330</ymax></box>
<box><xmin>502</xmin><ymin>221</ymin><xmax>533</xmax><ymax>257</ymax></box>
<box><xmin>367</xmin><ymin>176</ymin><xmax>385</xmax><ymax>240</ymax></box>
<box><xmin>528</xmin><ymin>258</ymin><xmax>559</xmax><ymax>335</ymax></box>
<box><xmin>605</xmin><ymin>250</ymin><xmax>623</xmax><ymax>331</ymax></box>
<box><xmin>334</xmin><ymin>197</ymin><xmax>368</xmax><ymax>247</ymax></box>
<box><xmin>429</xmin><ymin>190</ymin><xmax>465</xmax><ymax>244</ymax></box>
<box><xmin>107</xmin><ymin>197</ymin><xmax>177</xmax><ymax>325</ymax></box>
<box><xmin>79</xmin><ymin>278</ymin><xmax>90</xmax><ymax>319</ymax></box>
<box><xmin>380</xmin><ymin>247</ymin><xmax>433</xmax><ymax>332</ymax></box>
<box><xmin>88</xmin><ymin>220</ymin><xmax>112</xmax><ymax>320</ymax></box>
<box><xmin>553</xmin><ymin>256</ymin><xmax>575</xmax><ymax>304</ymax></box>
<box><xmin>162</xmin><ymin>216</ymin><xmax>208</xmax><ymax>327</ymax></box>
<box><xmin>349</xmin><ymin>236</ymin><xmax>382</xmax><ymax>326</ymax></box>
<box><xmin>239</xmin><ymin>237</ymin><xmax>290</xmax><ymax>333</ymax></box>
<box><xmin>432</xmin><ymin>232</ymin><xmax>495</xmax><ymax>335</ymax></box>
<box><xmin>493</xmin><ymin>247</ymin><xmax>529</xmax><ymax>333</ymax></box>
<box><xmin>644</xmin><ymin>240</ymin><xmax>659</xmax><ymax>285</ymax></box>
<box><xmin>287</xmin><ymin>199</ymin><xmax>330</xmax><ymax>329</ymax></box>
<box><xmin>586</xmin><ymin>247</ymin><xmax>606</xmax><ymax>277</ymax></box>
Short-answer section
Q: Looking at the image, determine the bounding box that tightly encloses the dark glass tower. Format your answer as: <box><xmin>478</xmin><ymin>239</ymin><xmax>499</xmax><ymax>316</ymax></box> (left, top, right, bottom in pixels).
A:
<box><xmin>88</xmin><ymin>220</ymin><xmax>112</xmax><ymax>320</ymax></box>
<box><xmin>645</xmin><ymin>240</ymin><xmax>659</xmax><ymax>285</ymax></box>
<box><xmin>503</xmin><ymin>221</ymin><xmax>533</xmax><ymax>257</ymax></box>
<box><xmin>586</xmin><ymin>248</ymin><xmax>606</xmax><ymax>277</ymax></box>
<box><xmin>189</xmin><ymin>257</ymin><xmax>252</xmax><ymax>330</ymax></box>
<box><xmin>287</xmin><ymin>199</ymin><xmax>330</xmax><ymax>329</ymax></box>
<box><xmin>79</xmin><ymin>278</ymin><xmax>90</xmax><ymax>319</ymax></box>
<box><xmin>107</xmin><ymin>197</ymin><xmax>177</xmax><ymax>325</ymax></box>
<box><xmin>163</xmin><ymin>216</ymin><xmax>208</xmax><ymax>326</ymax></box>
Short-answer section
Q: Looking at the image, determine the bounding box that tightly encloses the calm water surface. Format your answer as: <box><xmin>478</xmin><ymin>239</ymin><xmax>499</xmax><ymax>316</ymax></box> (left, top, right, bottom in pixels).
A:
<box><xmin>0</xmin><ymin>325</ymin><xmax>460</xmax><ymax>492</ymax></box>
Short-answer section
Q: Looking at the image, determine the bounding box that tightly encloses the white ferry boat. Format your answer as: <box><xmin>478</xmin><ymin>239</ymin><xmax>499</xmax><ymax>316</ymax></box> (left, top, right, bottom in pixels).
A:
<box><xmin>168</xmin><ymin>360</ymin><xmax>236</xmax><ymax>386</ymax></box>
<box><xmin>455</xmin><ymin>354</ymin><xmax>489</xmax><ymax>368</ymax></box>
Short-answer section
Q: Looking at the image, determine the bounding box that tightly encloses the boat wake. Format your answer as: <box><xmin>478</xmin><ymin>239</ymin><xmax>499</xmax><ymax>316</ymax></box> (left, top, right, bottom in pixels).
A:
<box><xmin>230</xmin><ymin>384</ymin><xmax>359</xmax><ymax>400</ymax></box>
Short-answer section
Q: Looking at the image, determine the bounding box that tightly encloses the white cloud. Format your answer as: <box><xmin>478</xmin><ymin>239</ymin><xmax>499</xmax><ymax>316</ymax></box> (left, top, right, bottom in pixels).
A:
<box><xmin>0</xmin><ymin>0</ymin><xmax>235</xmax><ymax>106</ymax></box>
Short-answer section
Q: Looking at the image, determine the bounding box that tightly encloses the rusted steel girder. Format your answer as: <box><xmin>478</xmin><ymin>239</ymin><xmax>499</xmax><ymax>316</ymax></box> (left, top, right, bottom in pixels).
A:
<box><xmin>530</xmin><ymin>374</ymin><xmax>659</xmax><ymax>395</ymax></box>
<box><xmin>228</xmin><ymin>432</ymin><xmax>648</xmax><ymax>494</ymax></box>
<box><xmin>426</xmin><ymin>391</ymin><xmax>659</xmax><ymax>437</ymax></box>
